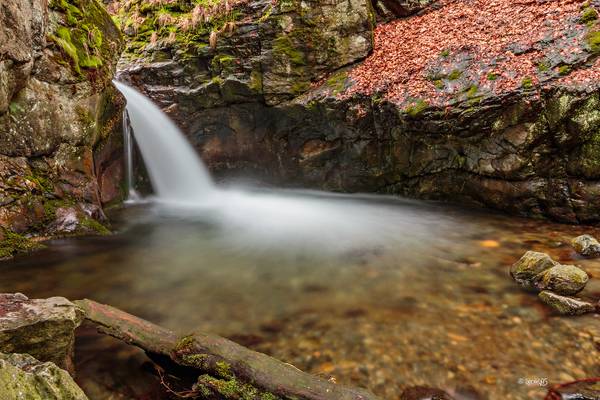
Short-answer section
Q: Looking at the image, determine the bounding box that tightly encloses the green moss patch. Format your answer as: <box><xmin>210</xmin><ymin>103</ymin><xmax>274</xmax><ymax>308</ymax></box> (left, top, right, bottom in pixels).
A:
<box><xmin>405</xmin><ymin>99</ymin><xmax>428</xmax><ymax>117</ymax></box>
<box><xmin>0</xmin><ymin>230</ymin><xmax>44</xmax><ymax>259</ymax></box>
<box><xmin>48</xmin><ymin>0</ymin><xmax>118</xmax><ymax>77</ymax></box>
<box><xmin>586</xmin><ymin>30</ymin><xmax>600</xmax><ymax>53</ymax></box>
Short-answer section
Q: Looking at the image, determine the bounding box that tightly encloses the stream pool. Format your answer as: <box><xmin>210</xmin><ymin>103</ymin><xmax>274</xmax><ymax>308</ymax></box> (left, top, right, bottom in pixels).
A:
<box><xmin>1</xmin><ymin>189</ymin><xmax>599</xmax><ymax>399</ymax></box>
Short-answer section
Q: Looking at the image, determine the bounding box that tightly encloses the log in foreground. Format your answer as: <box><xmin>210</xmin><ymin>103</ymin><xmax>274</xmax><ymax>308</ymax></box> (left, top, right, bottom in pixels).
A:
<box><xmin>75</xmin><ymin>299</ymin><xmax>382</xmax><ymax>400</ymax></box>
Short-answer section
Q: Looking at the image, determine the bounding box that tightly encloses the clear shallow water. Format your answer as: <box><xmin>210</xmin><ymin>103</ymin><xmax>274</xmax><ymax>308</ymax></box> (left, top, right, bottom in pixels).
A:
<box><xmin>1</xmin><ymin>190</ymin><xmax>599</xmax><ymax>399</ymax></box>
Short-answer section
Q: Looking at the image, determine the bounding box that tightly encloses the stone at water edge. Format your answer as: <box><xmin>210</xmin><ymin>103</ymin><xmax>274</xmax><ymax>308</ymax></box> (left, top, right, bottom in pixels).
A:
<box><xmin>510</xmin><ymin>251</ymin><xmax>557</xmax><ymax>289</ymax></box>
<box><xmin>538</xmin><ymin>291</ymin><xmax>596</xmax><ymax>316</ymax></box>
<box><xmin>0</xmin><ymin>293</ymin><xmax>83</xmax><ymax>374</ymax></box>
<box><xmin>536</xmin><ymin>264</ymin><xmax>589</xmax><ymax>296</ymax></box>
<box><xmin>551</xmin><ymin>379</ymin><xmax>600</xmax><ymax>399</ymax></box>
<box><xmin>400</xmin><ymin>386</ymin><xmax>455</xmax><ymax>400</ymax></box>
<box><xmin>572</xmin><ymin>235</ymin><xmax>600</xmax><ymax>257</ymax></box>
<box><xmin>0</xmin><ymin>353</ymin><xmax>89</xmax><ymax>400</ymax></box>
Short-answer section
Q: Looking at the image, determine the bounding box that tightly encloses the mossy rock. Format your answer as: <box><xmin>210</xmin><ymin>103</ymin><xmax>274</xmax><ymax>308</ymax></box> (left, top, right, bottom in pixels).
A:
<box><xmin>0</xmin><ymin>353</ymin><xmax>88</xmax><ymax>400</ymax></box>
<box><xmin>537</xmin><ymin>264</ymin><xmax>589</xmax><ymax>295</ymax></box>
<box><xmin>510</xmin><ymin>251</ymin><xmax>557</xmax><ymax>289</ymax></box>
<box><xmin>0</xmin><ymin>229</ymin><xmax>44</xmax><ymax>260</ymax></box>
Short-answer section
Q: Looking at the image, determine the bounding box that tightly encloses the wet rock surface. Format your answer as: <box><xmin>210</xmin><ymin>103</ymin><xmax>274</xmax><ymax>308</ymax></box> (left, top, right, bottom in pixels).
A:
<box><xmin>510</xmin><ymin>251</ymin><xmax>557</xmax><ymax>289</ymax></box>
<box><xmin>0</xmin><ymin>0</ymin><xmax>125</xmax><ymax>239</ymax></box>
<box><xmin>0</xmin><ymin>293</ymin><xmax>83</xmax><ymax>373</ymax></box>
<box><xmin>0</xmin><ymin>352</ymin><xmax>89</xmax><ymax>400</ymax></box>
<box><xmin>538</xmin><ymin>291</ymin><xmax>596</xmax><ymax>316</ymax></box>
<box><xmin>537</xmin><ymin>264</ymin><xmax>589</xmax><ymax>295</ymax></box>
<box><xmin>572</xmin><ymin>234</ymin><xmax>600</xmax><ymax>257</ymax></box>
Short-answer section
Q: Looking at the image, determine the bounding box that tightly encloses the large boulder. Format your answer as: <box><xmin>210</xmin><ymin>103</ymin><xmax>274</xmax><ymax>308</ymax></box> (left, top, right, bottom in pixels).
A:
<box><xmin>0</xmin><ymin>353</ymin><xmax>89</xmax><ymax>400</ymax></box>
<box><xmin>0</xmin><ymin>294</ymin><xmax>83</xmax><ymax>374</ymax></box>
<box><xmin>0</xmin><ymin>0</ymin><xmax>125</xmax><ymax>239</ymax></box>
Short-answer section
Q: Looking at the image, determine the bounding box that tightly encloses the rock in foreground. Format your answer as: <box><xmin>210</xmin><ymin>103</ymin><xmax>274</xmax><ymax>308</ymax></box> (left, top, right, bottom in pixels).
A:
<box><xmin>510</xmin><ymin>251</ymin><xmax>557</xmax><ymax>289</ymax></box>
<box><xmin>0</xmin><ymin>353</ymin><xmax>89</xmax><ymax>400</ymax></box>
<box><xmin>0</xmin><ymin>293</ymin><xmax>83</xmax><ymax>373</ymax></box>
<box><xmin>538</xmin><ymin>291</ymin><xmax>596</xmax><ymax>316</ymax></box>
<box><xmin>400</xmin><ymin>386</ymin><xmax>454</xmax><ymax>400</ymax></box>
<box><xmin>537</xmin><ymin>264</ymin><xmax>589</xmax><ymax>295</ymax></box>
<box><xmin>572</xmin><ymin>235</ymin><xmax>600</xmax><ymax>257</ymax></box>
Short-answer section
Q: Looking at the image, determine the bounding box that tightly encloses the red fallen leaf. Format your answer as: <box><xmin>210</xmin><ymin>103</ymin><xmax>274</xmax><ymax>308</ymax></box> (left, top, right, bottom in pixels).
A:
<box><xmin>342</xmin><ymin>0</ymin><xmax>597</xmax><ymax>107</ymax></box>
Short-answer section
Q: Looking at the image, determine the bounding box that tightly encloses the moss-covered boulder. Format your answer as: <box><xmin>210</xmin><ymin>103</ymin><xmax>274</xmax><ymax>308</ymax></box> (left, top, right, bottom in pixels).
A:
<box><xmin>538</xmin><ymin>290</ymin><xmax>596</xmax><ymax>316</ymax></box>
<box><xmin>0</xmin><ymin>353</ymin><xmax>89</xmax><ymax>400</ymax></box>
<box><xmin>537</xmin><ymin>264</ymin><xmax>589</xmax><ymax>295</ymax></box>
<box><xmin>0</xmin><ymin>0</ymin><xmax>125</xmax><ymax>240</ymax></box>
<box><xmin>0</xmin><ymin>294</ymin><xmax>83</xmax><ymax>374</ymax></box>
<box><xmin>510</xmin><ymin>251</ymin><xmax>557</xmax><ymax>290</ymax></box>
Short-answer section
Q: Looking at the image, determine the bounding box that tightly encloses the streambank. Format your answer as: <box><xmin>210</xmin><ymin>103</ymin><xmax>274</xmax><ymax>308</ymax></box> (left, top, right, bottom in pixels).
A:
<box><xmin>113</xmin><ymin>0</ymin><xmax>600</xmax><ymax>223</ymax></box>
<box><xmin>0</xmin><ymin>0</ymin><xmax>125</xmax><ymax>251</ymax></box>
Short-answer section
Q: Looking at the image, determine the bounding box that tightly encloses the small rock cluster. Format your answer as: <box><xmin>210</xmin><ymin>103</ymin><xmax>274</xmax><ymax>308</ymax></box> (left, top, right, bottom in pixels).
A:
<box><xmin>510</xmin><ymin>235</ymin><xmax>599</xmax><ymax>316</ymax></box>
<box><xmin>0</xmin><ymin>293</ymin><xmax>88</xmax><ymax>399</ymax></box>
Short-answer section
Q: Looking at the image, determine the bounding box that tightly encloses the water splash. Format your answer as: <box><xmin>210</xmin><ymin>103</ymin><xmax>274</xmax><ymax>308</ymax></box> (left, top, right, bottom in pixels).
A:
<box><xmin>114</xmin><ymin>81</ymin><xmax>459</xmax><ymax>254</ymax></box>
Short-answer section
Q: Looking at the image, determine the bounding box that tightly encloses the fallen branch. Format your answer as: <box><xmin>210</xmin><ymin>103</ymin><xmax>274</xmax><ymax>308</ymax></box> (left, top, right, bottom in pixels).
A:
<box><xmin>75</xmin><ymin>299</ymin><xmax>382</xmax><ymax>400</ymax></box>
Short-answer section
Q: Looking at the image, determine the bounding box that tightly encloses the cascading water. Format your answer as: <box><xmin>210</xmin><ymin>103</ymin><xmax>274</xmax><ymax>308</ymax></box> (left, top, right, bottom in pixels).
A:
<box><xmin>122</xmin><ymin>109</ymin><xmax>140</xmax><ymax>202</ymax></box>
<box><xmin>113</xmin><ymin>81</ymin><xmax>215</xmax><ymax>205</ymax></box>
<box><xmin>113</xmin><ymin>81</ymin><xmax>457</xmax><ymax>253</ymax></box>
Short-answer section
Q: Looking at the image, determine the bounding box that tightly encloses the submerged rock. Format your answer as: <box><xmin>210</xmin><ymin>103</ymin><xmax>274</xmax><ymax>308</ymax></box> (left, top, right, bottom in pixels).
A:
<box><xmin>510</xmin><ymin>251</ymin><xmax>557</xmax><ymax>289</ymax></box>
<box><xmin>538</xmin><ymin>291</ymin><xmax>596</xmax><ymax>316</ymax></box>
<box><xmin>0</xmin><ymin>294</ymin><xmax>83</xmax><ymax>374</ymax></box>
<box><xmin>537</xmin><ymin>265</ymin><xmax>589</xmax><ymax>296</ymax></box>
<box><xmin>0</xmin><ymin>353</ymin><xmax>89</xmax><ymax>400</ymax></box>
<box><xmin>572</xmin><ymin>235</ymin><xmax>600</xmax><ymax>257</ymax></box>
<box><xmin>400</xmin><ymin>386</ymin><xmax>454</xmax><ymax>400</ymax></box>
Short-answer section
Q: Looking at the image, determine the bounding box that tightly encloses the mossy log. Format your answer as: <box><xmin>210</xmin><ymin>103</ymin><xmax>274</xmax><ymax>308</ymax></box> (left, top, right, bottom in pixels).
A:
<box><xmin>75</xmin><ymin>299</ymin><xmax>382</xmax><ymax>400</ymax></box>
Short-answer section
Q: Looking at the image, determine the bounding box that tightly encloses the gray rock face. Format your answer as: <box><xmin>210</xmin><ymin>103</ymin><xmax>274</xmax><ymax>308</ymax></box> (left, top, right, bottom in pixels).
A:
<box><xmin>510</xmin><ymin>251</ymin><xmax>557</xmax><ymax>289</ymax></box>
<box><xmin>538</xmin><ymin>291</ymin><xmax>596</xmax><ymax>316</ymax></box>
<box><xmin>572</xmin><ymin>234</ymin><xmax>600</xmax><ymax>257</ymax></box>
<box><xmin>537</xmin><ymin>265</ymin><xmax>589</xmax><ymax>296</ymax></box>
<box><xmin>0</xmin><ymin>0</ymin><xmax>125</xmax><ymax>238</ymax></box>
<box><xmin>0</xmin><ymin>353</ymin><xmax>89</xmax><ymax>400</ymax></box>
<box><xmin>0</xmin><ymin>294</ymin><xmax>83</xmax><ymax>374</ymax></box>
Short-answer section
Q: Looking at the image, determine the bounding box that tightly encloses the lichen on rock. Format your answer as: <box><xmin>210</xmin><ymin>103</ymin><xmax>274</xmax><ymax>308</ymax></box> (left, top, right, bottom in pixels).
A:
<box><xmin>0</xmin><ymin>353</ymin><xmax>89</xmax><ymax>400</ymax></box>
<box><xmin>538</xmin><ymin>290</ymin><xmax>596</xmax><ymax>316</ymax></box>
<box><xmin>0</xmin><ymin>293</ymin><xmax>84</xmax><ymax>374</ymax></box>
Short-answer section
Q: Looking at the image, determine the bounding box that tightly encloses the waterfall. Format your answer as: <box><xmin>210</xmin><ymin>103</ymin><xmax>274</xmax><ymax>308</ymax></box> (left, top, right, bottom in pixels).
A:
<box><xmin>113</xmin><ymin>80</ymin><xmax>453</xmax><ymax>254</ymax></box>
<box><xmin>122</xmin><ymin>109</ymin><xmax>140</xmax><ymax>202</ymax></box>
<box><xmin>113</xmin><ymin>81</ymin><xmax>215</xmax><ymax>204</ymax></box>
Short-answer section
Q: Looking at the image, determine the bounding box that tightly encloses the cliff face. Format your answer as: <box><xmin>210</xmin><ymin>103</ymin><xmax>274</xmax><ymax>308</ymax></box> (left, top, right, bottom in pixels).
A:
<box><xmin>115</xmin><ymin>0</ymin><xmax>600</xmax><ymax>223</ymax></box>
<box><xmin>0</xmin><ymin>0</ymin><xmax>124</xmax><ymax>242</ymax></box>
